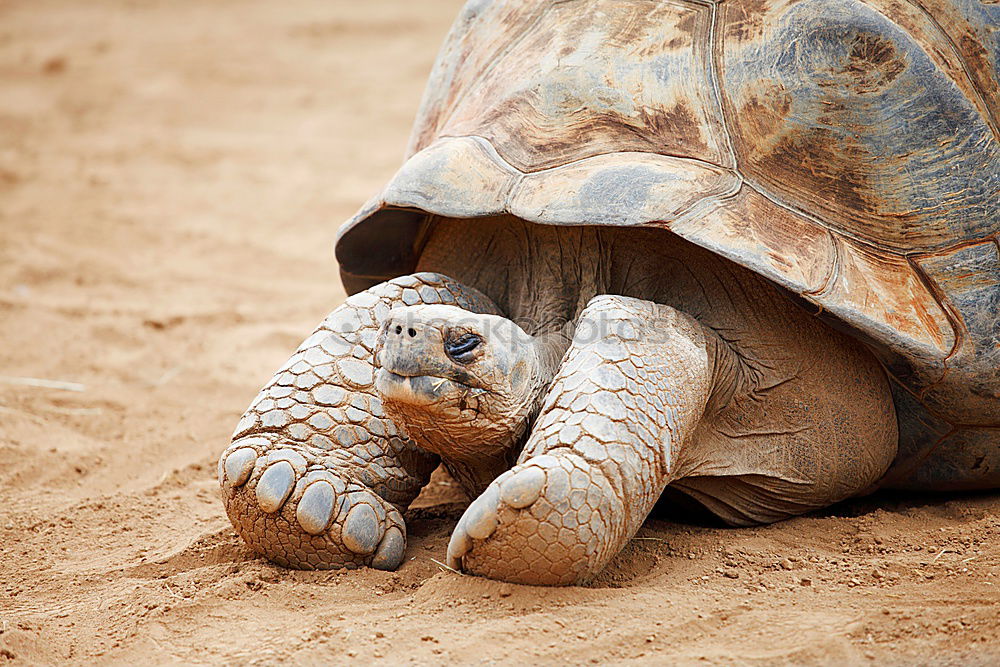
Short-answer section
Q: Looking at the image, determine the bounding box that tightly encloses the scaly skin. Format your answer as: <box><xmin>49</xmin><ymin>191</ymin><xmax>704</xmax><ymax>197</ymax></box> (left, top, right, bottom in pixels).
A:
<box><xmin>446</xmin><ymin>295</ymin><xmax>714</xmax><ymax>584</ymax></box>
<box><xmin>218</xmin><ymin>272</ymin><xmax>500</xmax><ymax>569</ymax></box>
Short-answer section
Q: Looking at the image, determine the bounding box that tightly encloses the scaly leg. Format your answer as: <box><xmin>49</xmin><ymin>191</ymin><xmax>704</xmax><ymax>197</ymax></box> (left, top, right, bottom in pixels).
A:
<box><xmin>219</xmin><ymin>273</ymin><xmax>500</xmax><ymax>570</ymax></box>
<box><xmin>446</xmin><ymin>294</ymin><xmax>714</xmax><ymax>584</ymax></box>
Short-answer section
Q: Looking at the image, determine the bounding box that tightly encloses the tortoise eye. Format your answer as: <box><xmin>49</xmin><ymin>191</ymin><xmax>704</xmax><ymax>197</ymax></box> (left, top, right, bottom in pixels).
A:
<box><xmin>445</xmin><ymin>333</ymin><xmax>482</xmax><ymax>363</ymax></box>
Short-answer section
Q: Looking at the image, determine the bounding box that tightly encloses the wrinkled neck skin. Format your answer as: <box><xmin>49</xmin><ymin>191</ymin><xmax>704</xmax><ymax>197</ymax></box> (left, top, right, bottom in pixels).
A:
<box><xmin>414</xmin><ymin>215</ymin><xmax>777</xmax><ymax>360</ymax></box>
<box><xmin>416</xmin><ymin>217</ymin><xmax>603</xmax><ymax>348</ymax></box>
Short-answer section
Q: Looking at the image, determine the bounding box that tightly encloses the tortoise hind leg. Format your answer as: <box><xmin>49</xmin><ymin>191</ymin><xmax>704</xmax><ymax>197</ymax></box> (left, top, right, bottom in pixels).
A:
<box><xmin>219</xmin><ymin>273</ymin><xmax>501</xmax><ymax>570</ymax></box>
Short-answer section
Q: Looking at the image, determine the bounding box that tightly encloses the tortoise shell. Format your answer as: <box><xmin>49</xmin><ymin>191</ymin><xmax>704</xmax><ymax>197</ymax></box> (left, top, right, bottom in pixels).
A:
<box><xmin>335</xmin><ymin>0</ymin><xmax>1000</xmax><ymax>489</ymax></box>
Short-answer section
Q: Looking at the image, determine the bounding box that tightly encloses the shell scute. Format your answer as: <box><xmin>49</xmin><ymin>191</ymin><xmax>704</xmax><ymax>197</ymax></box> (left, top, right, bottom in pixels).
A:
<box><xmin>421</xmin><ymin>0</ymin><xmax>730</xmax><ymax>171</ymax></box>
<box><xmin>719</xmin><ymin>0</ymin><xmax>998</xmax><ymax>252</ymax></box>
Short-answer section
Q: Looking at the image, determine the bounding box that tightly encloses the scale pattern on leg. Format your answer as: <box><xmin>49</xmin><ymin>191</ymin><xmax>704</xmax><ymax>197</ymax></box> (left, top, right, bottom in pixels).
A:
<box><xmin>220</xmin><ymin>272</ymin><xmax>500</xmax><ymax>569</ymax></box>
<box><xmin>447</xmin><ymin>295</ymin><xmax>714</xmax><ymax>584</ymax></box>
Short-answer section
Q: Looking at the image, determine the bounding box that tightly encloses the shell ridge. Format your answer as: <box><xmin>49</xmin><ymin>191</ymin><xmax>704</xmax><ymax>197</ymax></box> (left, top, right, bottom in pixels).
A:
<box><xmin>740</xmin><ymin>180</ymin><xmax>900</xmax><ymax>255</ymax></box>
<box><xmin>437</xmin><ymin>133</ymin><xmax>734</xmax><ymax>175</ymax></box>
<box><xmin>438</xmin><ymin>134</ymin><xmax>742</xmax><ymax>179</ymax></box>
<box><xmin>907</xmin><ymin>253</ymin><xmax>964</xmax><ymax>364</ymax></box>
<box><xmin>462</xmin><ymin>134</ymin><xmax>526</xmax><ymax>177</ymax></box>
<box><xmin>802</xmin><ymin>230</ymin><xmax>844</xmax><ymax>299</ymax></box>
<box><xmin>703</xmin><ymin>0</ymin><xmax>739</xmax><ymax>168</ymax></box>
<box><xmin>666</xmin><ymin>170</ymin><xmax>745</xmax><ymax>230</ymax></box>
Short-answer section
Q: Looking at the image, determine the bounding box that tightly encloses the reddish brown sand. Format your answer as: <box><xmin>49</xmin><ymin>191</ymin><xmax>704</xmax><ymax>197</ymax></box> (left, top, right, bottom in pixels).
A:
<box><xmin>1</xmin><ymin>1</ymin><xmax>998</xmax><ymax>664</ymax></box>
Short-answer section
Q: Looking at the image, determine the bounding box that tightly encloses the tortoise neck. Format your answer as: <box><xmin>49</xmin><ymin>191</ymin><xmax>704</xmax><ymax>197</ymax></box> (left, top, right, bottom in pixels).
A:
<box><xmin>416</xmin><ymin>216</ymin><xmax>606</xmax><ymax>338</ymax></box>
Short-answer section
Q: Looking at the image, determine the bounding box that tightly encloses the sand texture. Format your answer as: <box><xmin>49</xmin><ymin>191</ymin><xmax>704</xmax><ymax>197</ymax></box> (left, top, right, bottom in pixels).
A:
<box><xmin>1</xmin><ymin>1</ymin><xmax>998</xmax><ymax>664</ymax></box>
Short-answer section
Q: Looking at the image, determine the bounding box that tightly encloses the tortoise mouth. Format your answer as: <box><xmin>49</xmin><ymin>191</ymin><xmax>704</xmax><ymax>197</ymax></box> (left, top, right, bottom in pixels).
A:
<box><xmin>375</xmin><ymin>369</ymin><xmax>481</xmax><ymax>407</ymax></box>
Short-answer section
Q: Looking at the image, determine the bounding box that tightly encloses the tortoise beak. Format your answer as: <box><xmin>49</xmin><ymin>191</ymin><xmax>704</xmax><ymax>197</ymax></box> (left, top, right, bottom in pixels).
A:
<box><xmin>375</xmin><ymin>369</ymin><xmax>464</xmax><ymax>406</ymax></box>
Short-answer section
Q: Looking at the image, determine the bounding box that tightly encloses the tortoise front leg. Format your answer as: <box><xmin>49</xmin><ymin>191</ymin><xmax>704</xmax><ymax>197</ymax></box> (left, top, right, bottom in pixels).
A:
<box><xmin>219</xmin><ymin>273</ymin><xmax>500</xmax><ymax>570</ymax></box>
<box><xmin>446</xmin><ymin>294</ymin><xmax>715</xmax><ymax>585</ymax></box>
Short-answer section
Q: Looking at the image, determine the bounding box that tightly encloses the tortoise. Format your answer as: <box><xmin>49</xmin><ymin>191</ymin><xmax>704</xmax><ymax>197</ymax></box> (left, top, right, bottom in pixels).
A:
<box><xmin>218</xmin><ymin>0</ymin><xmax>1000</xmax><ymax>585</ymax></box>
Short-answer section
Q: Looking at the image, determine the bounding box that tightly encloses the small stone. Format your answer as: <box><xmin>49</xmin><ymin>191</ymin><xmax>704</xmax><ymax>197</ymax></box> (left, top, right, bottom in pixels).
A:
<box><xmin>779</xmin><ymin>558</ymin><xmax>793</xmax><ymax>570</ymax></box>
<box><xmin>499</xmin><ymin>584</ymin><xmax>513</xmax><ymax>598</ymax></box>
<box><xmin>723</xmin><ymin>568</ymin><xmax>740</xmax><ymax>579</ymax></box>
<box><xmin>42</xmin><ymin>56</ymin><xmax>68</xmax><ymax>75</ymax></box>
<box><xmin>800</xmin><ymin>578</ymin><xmax>812</xmax><ymax>587</ymax></box>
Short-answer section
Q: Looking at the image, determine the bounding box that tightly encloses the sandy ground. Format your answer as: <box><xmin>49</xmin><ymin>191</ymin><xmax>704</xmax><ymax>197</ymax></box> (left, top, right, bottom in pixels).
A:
<box><xmin>1</xmin><ymin>1</ymin><xmax>999</xmax><ymax>664</ymax></box>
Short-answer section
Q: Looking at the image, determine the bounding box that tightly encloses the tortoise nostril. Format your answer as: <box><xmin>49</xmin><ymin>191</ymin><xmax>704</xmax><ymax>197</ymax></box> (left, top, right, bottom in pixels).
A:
<box><xmin>394</xmin><ymin>325</ymin><xmax>402</xmax><ymax>335</ymax></box>
<box><xmin>408</xmin><ymin>328</ymin><xmax>417</xmax><ymax>338</ymax></box>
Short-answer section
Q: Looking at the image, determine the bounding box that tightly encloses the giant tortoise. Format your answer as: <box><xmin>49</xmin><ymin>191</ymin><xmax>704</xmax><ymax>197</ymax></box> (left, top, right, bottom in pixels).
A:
<box><xmin>218</xmin><ymin>0</ymin><xmax>999</xmax><ymax>585</ymax></box>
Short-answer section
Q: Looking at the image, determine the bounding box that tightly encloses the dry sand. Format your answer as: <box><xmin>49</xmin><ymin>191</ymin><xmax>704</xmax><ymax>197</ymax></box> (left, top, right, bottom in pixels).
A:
<box><xmin>1</xmin><ymin>1</ymin><xmax>998</xmax><ymax>664</ymax></box>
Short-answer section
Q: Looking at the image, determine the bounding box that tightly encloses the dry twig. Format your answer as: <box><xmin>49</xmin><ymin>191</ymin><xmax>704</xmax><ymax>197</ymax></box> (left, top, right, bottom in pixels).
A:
<box><xmin>0</xmin><ymin>375</ymin><xmax>86</xmax><ymax>392</ymax></box>
<box><xmin>429</xmin><ymin>558</ymin><xmax>462</xmax><ymax>575</ymax></box>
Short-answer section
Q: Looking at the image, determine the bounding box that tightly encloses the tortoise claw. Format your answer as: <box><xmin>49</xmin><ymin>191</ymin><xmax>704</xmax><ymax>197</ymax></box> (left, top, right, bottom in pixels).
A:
<box><xmin>447</xmin><ymin>453</ymin><xmax>616</xmax><ymax>585</ymax></box>
<box><xmin>219</xmin><ymin>437</ymin><xmax>406</xmax><ymax>570</ymax></box>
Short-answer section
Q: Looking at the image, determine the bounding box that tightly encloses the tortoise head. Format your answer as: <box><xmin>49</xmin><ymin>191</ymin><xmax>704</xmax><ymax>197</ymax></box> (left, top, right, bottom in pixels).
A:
<box><xmin>374</xmin><ymin>305</ymin><xmax>550</xmax><ymax>466</ymax></box>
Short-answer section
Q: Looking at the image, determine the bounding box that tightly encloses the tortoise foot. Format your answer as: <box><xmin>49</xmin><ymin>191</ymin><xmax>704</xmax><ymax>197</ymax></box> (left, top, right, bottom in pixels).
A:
<box><xmin>219</xmin><ymin>436</ymin><xmax>405</xmax><ymax>570</ymax></box>
<box><xmin>446</xmin><ymin>453</ymin><xmax>618</xmax><ymax>585</ymax></box>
